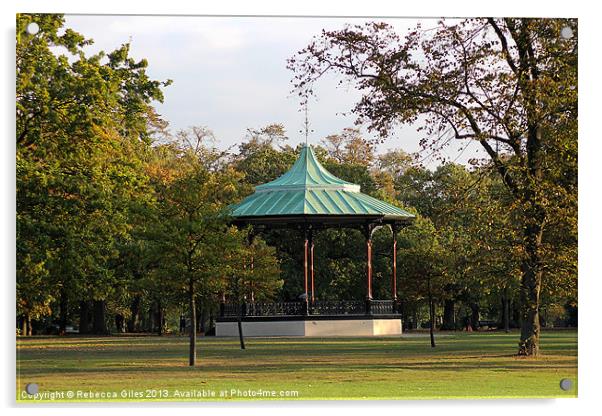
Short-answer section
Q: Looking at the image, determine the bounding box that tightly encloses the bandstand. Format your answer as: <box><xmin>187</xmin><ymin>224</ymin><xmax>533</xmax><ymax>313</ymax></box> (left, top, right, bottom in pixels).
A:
<box><xmin>216</xmin><ymin>145</ymin><xmax>415</xmax><ymax>336</ymax></box>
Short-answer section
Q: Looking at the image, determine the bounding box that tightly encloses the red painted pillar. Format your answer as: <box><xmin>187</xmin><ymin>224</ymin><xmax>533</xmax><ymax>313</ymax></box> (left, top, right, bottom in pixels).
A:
<box><xmin>392</xmin><ymin>229</ymin><xmax>398</xmax><ymax>301</ymax></box>
<box><xmin>303</xmin><ymin>232</ymin><xmax>309</xmax><ymax>300</ymax></box>
<box><xmin>301</xmin><ymin>227</ymin><xmax>310</xmax><ymax>315</ymax></box>
<box><xmin>310</xmin><ymin>230</ymin><xmax>315</xmax><ymax>303</ymax></box>
<box><xmin>303</xmin><ymin>228</ymin><xmax>309</xmax><ymax>302</ymax></box>
<box><xmin>366</xmin><ymin>237</ymin><xmax>373</xmax><ymax>300</ymax></box>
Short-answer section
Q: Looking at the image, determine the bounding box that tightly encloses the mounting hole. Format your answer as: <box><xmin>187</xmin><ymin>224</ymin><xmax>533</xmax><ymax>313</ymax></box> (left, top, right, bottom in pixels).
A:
<box><xmin>559</xmin><ymin>378</ymin><xmax>573</xmax><ymax>391</ymax></box>
<box><xmin>25</xmin><ymin>383</ymin><xmax>39</xmax><ymax>395</ymax></box>
<box><xmin>560</xmin><ymin>26</ymin><xmax>574</xmax><ymax>39</ymax></box>
<box><xmin>26</xmin><ymin>22</ymin><xmax>40</xmax><ymax>35</ymax></box>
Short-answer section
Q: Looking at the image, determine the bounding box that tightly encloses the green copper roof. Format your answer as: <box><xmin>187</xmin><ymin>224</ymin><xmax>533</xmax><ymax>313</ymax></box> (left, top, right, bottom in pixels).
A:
<box><xmin>255</xmin><ymin>144</ymin><xmax>359</xmax><ymax>193</ymax></box>
<box><xmin>230</xmin><ymin>145</ymin><xmax>414</xmax><ymax>221</ymax></box>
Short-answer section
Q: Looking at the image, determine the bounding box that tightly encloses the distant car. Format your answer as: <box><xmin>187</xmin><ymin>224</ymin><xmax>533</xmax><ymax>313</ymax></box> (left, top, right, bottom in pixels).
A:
<box><xmin>478</xmin><ymin>320</ymin><xmax>498</xmax><ymax>330</ymax></box>
<box><xmin>66</xmin><ymin>325</ymin><xmax>79</xmax><ymax>334</ymax></box>
<box><xmin>45</xmin><ymin>324</ymin><xmax>80</xmax><ymax>335</ymax></box>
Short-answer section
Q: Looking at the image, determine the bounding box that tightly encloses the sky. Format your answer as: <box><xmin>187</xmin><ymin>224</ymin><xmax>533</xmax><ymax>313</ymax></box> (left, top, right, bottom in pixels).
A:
<box><xmin>63</xmin><ymin>14</ymin><xmax>477</xmax><ymax>167</ymax></box>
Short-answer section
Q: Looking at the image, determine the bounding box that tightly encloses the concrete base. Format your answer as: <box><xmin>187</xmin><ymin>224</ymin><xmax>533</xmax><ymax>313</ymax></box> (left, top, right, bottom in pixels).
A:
<box><xmin>215</xmin><ymin>317</ymin><xmax>402</xmax><ymax>337</ymax></box>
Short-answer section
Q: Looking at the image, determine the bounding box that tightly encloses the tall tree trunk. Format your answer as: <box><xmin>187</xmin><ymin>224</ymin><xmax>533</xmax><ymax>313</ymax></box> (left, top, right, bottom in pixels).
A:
<box><xmin>196</xmin><ymin>298</ymin><xmax>203</xmax><ymax>334</ymax></box>
<box><xmin>147</xmin><ymin>306</ymin><xmax>153</xmax><ymax>333</ymax></box>
<box><xmin>189</xmin><ymin>277</ymin><xmax>197</xmax><ymax>366</ymax></box>
<box><xmin>516</xmin><ymin>106</ymin><xmax>545</xmax><ymax>355</ymax></box>
<box><xmin>427</xmin><ymin>278</ymin><xmax>436</xmax><ymax>348</ymax></box>
<box><xmin>238</xmin><ymin>303</ymin><xmax>246</xmax><ymax>350</ymax></box>
<box><xmin>518</xmin><ymin>219</ymin><xmax>544</xmax><ymax>356</ymax></box>
<box><xmin>79</xmin><ymin>301</ymin><xmax>91</xmax><ymax>334</ymax></box>
<box><xmin>237</xmin><ymin>318</ymin><xmax>246</xmax><ymax>350</ymax></box>
<box><xmin>92</xmin><ymin>300</ymin><xmax>108</xmax><ymax>335</ymax></box>
<box><xmin>115</xmin><ymin>314</ymin><xmax>125</xmax><ymax>333</ymax></box>
<box><xmin>470</xmin><ymin>303</ymin><xmax>480</xmax><ymax>331</ymax></box>
<box><xmin>209</xmin><ymin>311</ymin><xmax>215</xmax><ymax>332</ymax></box>
<box><xmin>512</xmin><ymin>299</ymin><xmax>520</xmax><ymax>327</ymax></box>
<box><xmin>199</xmin><ymin>306</ymin><xmax>206</xmax><ymax>334</ymax></box>
<box><xmin>21</xmin><ymin>314</ymin><xmax>30</xmax><ymax>336</ymax></box>
<box><xmin>59</xmin><ymin>288</ymin><xmax>68</xmax><ymax>335</ymax></box>
<box><xmin>503</xmin><ymin>289</ymin><xmax>510</xmax><ymax>333</ymax></box>
<box><xmin>156</xmin><ymin>299</ymin><xmax>163</xmax><ymax>336</ymax></box>
<box><xmin>127</xmin><ymin>296</ymin><xmax>141</xmax><ymax>332</ymax></box>
<box><xmin>19</xmin><ymin>315</ymin><xmax>25</xmax><ymax>336</ymax></box>
<box><xmin>442</xmin><ymin>299</ymin><xmax>455</xmax><ymax>330</ymax></box>
<box><xmin>518</xmin><ymin>263</ymin><xmax>543</xmax><ymax>354</ymax></box>
<box><xmin>179</xmin><ymin>313</ymin><xmax>186</xmax><ymax>335</ymax></box>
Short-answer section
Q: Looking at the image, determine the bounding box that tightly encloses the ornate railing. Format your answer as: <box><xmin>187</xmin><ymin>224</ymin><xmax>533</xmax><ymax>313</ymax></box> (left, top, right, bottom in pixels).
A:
<box><xmin>219</xmin><ymin>300</ymin><xmax>398</xmax><ymax>318</ymax></box>
<box><xmin>310</xmin><ymin>300</ymin><xmax>365</xmax><ymax>315</ymax></box>
<box><xmin>370</xmin><ymin>300</ymin><xmax>396</xmax><ymax>315</ymax></box>
<box><xmin>247</xmin><ymin>302</ymin><xmax>306</xmax><ymax>316</ymax></box>
<box><xmin>222</xmin><ymin>302</ymin><xmax>304</xmax><ymax>317</ymax></box>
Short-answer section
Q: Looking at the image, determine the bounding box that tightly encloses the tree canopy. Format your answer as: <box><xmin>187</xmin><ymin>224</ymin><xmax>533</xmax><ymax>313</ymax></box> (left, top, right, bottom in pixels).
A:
<box><xmin>288</xmin><ymin>18</ymin><xmax>577</xmax><ymax>356</ymax></box>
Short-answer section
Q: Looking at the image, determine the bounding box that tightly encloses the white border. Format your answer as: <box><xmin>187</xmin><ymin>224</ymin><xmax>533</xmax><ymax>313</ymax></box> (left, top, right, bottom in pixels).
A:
<box><xmin>3</xmin><ymin>1</ymin><xmax>600</xmax><ymax>415</ymax></box>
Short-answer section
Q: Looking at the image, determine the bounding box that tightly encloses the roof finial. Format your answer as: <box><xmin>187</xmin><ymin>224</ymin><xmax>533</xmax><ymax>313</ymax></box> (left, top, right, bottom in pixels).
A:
<box><xmin>299</xmin><ymin>102</ymin><xmax>313</xmax><ymax>147</ymax></box>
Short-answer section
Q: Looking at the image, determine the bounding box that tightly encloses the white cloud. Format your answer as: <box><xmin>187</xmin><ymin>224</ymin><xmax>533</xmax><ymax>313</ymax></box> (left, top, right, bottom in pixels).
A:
<box><xmin>61</xmin><ymin>14</ymin><xmax>476</xmax><ymax>167</ymax></box>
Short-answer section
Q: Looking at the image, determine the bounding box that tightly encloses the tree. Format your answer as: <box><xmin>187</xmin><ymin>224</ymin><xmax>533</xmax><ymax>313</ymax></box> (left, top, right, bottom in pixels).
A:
<box><xmin>246</xmin><ymin>124</ymin><xmax>289</xmax><ymax>148</ymax></box>
<box><xmin>376</xmin><ymin>149</ymin><xmax>413</xmax><ymax>178</ymax></box>
<box><xmin>322</xmin><ymin>128</ymin><xmax>374</xmax><ymax>166</ymax></box>
<box><xmin>16</xmin><ymin>13</ymin><xmax>169</xmax><ymax>335</ymax></box>
<box><xmin>173</xmin><ymin>126</ymin><xmax>231</xmax><ymax>172</ymax></box>
<box><xmin>148</xmin><ymin>148</ymin><xmax>240</xmax><ymax>366</ymax></box>
<box><xmin>288</xmin><ymin>18</ymin><xmax>577</xmax><ymax>356</ymax></box>
<box><xmin>393</xmin><ymin>158</ymin><xmax>524</xmax><ymax>332</ymax></box>
<box><xmin>373</xmin><ymin>148</ymin><xmax>414</xmax><ymax>200</ymax></box>
<box><xmin>235</xmin><ymin>125</ymin><xmax>297</xmax><ymax>186</ymax></box>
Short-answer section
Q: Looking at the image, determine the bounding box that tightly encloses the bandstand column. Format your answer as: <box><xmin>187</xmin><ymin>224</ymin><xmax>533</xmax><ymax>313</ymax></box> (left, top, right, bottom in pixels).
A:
<box><xmin>309</xmin><ymin>228</ymin><xmax>315</xmax><ymax>304</ymax></box>
<box><xmin>303</xmin><ymin>227</ymin><xmax>309</xmax><ymax>313</ymax></box>
<box><xmin>367</xmin><ymin>238</ymin><xmax>373</xmax><ymax>299</ymax></box>
<box><xmin>392</xmin><ymin>224</ymin><xmax>398</xmax><ymax>301</ymax></box>
<box><xmin>364</xmin><ymin>224</ymin><xmax>374</xmax><ymax>316</ymax></box>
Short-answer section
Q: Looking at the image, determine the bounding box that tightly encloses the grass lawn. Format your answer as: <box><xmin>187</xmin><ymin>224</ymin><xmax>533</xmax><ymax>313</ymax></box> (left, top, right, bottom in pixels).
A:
<box><xmin>16</xmin><ymin>330</ymin><xmax>577</xmax><ymax>402</ymax></box>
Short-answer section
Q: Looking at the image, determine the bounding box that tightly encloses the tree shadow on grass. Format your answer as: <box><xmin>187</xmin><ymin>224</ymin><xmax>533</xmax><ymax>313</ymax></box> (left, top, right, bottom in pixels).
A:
<box><xmin>17</xmin><ymin>355</ymin><xmax>577</xmax><ymax>378</ymax></box>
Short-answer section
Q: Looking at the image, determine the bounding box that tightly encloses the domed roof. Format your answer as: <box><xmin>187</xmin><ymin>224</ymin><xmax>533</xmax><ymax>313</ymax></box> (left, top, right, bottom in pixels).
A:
<box><xmin>230</xmin><ymin>145</ymin><xmax>414</xmax><ymax>222</ymax></box>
